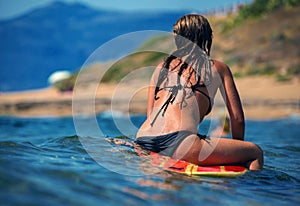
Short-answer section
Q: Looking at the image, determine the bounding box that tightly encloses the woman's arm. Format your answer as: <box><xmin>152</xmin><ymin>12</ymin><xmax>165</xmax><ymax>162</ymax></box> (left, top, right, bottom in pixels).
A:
<box><xmin>217</xmin><ymin>61</ymin><xmax>245</xmax><ymax>140</ymax></box>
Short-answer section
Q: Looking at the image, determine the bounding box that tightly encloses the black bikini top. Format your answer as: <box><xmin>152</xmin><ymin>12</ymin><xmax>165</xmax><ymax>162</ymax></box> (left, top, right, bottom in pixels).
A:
<box><xmin>150</xmin><ymin>83</ymin><xmax>212</xmax><ymax>127</ymax></box>
<box><xmin>191</xmin><ymin>84</ymin><xmax>212</xmax><ymax>115</ymax></box>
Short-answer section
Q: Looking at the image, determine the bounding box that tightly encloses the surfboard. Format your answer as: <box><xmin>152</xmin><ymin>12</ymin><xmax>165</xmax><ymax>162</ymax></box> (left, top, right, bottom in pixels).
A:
<box><xmin>143</xmin><ymin>150</ymin><xmax>247</xmax><ymax>177</ymax></box>
<box><xmin>107</xmin><ymin>137</ymin><xmax>247</xmax><ymax>177</ymax></box>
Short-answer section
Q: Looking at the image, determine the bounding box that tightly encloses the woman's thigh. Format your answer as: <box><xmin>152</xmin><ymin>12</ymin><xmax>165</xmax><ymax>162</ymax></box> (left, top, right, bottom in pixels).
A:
<box><xmin>173</xmin><ymin>135</ymin><xmax>261</xmax><ymax>166</ymax></box>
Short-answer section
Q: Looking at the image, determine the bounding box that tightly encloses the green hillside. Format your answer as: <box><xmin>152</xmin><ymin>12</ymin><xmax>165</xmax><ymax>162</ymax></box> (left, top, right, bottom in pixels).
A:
<box><xmin>56</xmin><ymin>0</ymin><xmax>300</xmax><ymax>91</ymax></box>
<box><xmin>211</xmin><ymin>0</ymin><xmax>300</xmax><ymax>79</ymax></box>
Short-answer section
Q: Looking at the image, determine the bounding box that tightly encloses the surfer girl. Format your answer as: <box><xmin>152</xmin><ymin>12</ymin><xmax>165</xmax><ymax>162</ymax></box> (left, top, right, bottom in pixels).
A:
<box><xmin>135</xmin><ymin>14</ymin><xmax>263</xmax><ymax>170</ymax></box>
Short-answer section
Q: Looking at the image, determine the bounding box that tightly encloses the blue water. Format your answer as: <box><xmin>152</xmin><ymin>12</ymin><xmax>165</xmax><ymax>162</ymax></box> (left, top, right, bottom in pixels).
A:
<box><xmin>0</xmin><ymin>114</ymin><xmax>299</xmax><ymax>205</ymax></box>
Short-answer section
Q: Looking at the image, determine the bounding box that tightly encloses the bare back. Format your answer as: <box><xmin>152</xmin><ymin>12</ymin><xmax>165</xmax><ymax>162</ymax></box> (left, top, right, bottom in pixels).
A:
<box><xmin>137</xmin><ymin>59</ymin><xmax>222</xmax><ymax>137</ymax></box>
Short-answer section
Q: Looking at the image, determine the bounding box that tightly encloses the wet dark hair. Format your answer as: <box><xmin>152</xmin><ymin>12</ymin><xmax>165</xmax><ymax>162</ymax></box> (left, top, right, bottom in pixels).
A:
<box><xmin>173</xmin><ymin>14</ymin><xmax>213</xmax><ymax>56</ymax></box>
<box><xmin>151</xmin><ymin>15</ymin><xmax>213</xmax><ymax>125</ymax></box>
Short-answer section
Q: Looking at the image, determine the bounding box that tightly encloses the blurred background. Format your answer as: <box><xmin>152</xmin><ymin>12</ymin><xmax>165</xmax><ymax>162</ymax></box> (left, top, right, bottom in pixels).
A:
<box><xmin>0</xmin><ymin>0</ymin><xmax>254</xmax><ymax>92</ymax></box>
<box><xmin>0</xmin><ymin>1</ymin><xmax>300</xmax><ymax>206</ymax></box>
<box><xmin>0</xmin><ymin>0</ymin><xmax>299</xmax><ymax>118</ymax></box>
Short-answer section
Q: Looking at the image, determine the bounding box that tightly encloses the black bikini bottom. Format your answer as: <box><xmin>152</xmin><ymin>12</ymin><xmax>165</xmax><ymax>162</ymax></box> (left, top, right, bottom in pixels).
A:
<box><xmin>135</xmin><ymin>131</ymin><xmax>206</xmax><ymax>157</ymax></box>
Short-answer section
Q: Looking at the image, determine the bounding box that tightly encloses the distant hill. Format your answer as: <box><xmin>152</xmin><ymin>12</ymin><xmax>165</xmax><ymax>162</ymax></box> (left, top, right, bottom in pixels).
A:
<box><xmin>0</xmin><ymin>2</ymin><xmax>188</xmax><ymax>91</ymax></box>
<box><xmin>210</xmin><ymin>3</ymin><xmax>300</xmax><ymax>79</ymax></box>
<box><xmin>2</xmin><ymin>1</ymin><xmax>299</xmax><ymax>92</ymax></box>
<box><xmin>125</xmin><ymin>3</ymin><xmax>300</xmax><ymax>81</ymax></box>
<box><xmin>67</xmin><ymin>3</ymin><xmax>299</xmax><ymax>91</ymax></box>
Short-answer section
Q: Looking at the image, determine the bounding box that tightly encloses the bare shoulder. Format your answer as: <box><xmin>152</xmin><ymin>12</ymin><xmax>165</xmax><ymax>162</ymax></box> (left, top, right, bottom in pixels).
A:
<box><xmin>153</xmin><ymin>61</ymin><xmax>163</xmax><ymax>72</ymax></box>
<box><xmin>211</xmin><ymin>59</ymin><xmax>232</xmax><ymax>78</ymax></box>
<box><xmin>157</xmin><ymin>61</ymin><xmax>164</xmax><ymax>67</ymax></box>
<box><xmin>156</xmin><ymin>62</ymin><xmax>164</xmax><ymax>71</ymax></box>
<box><xmin>150</xmin><ymin>61</ymin><xmax>165</xmax><ymax>82</ymax></box>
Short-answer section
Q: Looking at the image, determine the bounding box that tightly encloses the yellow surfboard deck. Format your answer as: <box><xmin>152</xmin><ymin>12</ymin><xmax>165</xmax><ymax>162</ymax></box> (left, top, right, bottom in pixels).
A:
<box><xmin>147</xmin><ymin>151</ymin><xmax>247</xmax><ymax>177</ymax></box>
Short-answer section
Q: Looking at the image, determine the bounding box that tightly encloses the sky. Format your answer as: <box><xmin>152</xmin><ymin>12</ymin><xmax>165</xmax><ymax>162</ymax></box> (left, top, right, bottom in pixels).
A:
<box><xmin>0</xmin><ymin>0</ymin><xmax>252</xmax><ymax>20</ymax></box>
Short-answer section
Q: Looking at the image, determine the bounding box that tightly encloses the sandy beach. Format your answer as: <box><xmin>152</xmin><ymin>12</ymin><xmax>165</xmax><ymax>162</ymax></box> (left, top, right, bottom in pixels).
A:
<box><xmin>0</xmin><ymin>76</ymin><xmax>299</xmax><ymax>119</ymax></box>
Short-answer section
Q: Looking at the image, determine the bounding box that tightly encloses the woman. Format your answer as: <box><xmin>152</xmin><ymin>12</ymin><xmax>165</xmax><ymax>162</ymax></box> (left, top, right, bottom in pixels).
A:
<box><xmin>135</xmin><ymin>14</ymin><xmax>263</xmax><ymax>170</ymax></box>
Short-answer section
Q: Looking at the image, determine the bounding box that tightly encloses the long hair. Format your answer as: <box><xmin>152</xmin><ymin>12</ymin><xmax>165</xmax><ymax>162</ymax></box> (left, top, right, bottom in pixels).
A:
<box><xmin>154</xmin><ymin>14</ymin><xmax>213</xmax><ymax>97</ymax></box>
<box><xmin>150</xmin><ymin>15</ymin><xmax>213</xmax><ymax>125</ymax></box>
<box><xmin>173</xmin><ymin>14</ymin><xmax>212</xmax><ymax>56</ymax></box>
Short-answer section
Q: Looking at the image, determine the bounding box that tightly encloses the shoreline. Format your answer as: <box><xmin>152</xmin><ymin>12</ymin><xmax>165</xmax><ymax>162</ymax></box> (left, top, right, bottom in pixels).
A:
<box><xmin>0</xmin><ymin>76</ymin><xmax>299</xmax><ymax>119</ymax></box>
<box><xmin>1</xmin><ymin>103</ymin><xmax>298</xmax><ymax>120</ymax></box>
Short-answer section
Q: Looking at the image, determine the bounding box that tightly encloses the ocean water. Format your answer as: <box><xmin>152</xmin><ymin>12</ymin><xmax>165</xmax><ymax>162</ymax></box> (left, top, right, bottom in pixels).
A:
<box><xmin>0</xmin><ymin>113</ymin><xmax>299</xmax><ymax>206</ymax></box>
